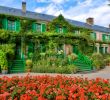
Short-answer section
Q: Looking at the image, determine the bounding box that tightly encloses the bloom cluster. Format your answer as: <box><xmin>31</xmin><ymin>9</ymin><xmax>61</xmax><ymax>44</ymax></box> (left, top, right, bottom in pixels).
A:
<box><xmin>0</xmin><ymin>75</ymin><xmax>110</xmax><ymax>100</ymax></box>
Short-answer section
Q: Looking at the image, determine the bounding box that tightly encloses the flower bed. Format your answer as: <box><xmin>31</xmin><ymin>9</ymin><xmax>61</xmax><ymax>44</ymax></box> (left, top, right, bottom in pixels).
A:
<box><xmin>0</xmin><ymin>75</ymin><xmax>110</xmax><ymax>100</ymax></box>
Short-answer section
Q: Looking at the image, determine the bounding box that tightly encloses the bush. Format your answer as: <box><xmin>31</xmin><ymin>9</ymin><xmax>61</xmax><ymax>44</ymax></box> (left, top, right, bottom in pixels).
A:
<box><xmin>32</xmin><ymin>64</ymin><xmax>78</xmax><ymax>74</ymax></box>
<box><xmin>104</xmin><ymin>57</ymin><xmax>110</xmax><ymax>66</ymax></box>
<box><xmin>91</xmin><ymin>53</ymin><xmax>104</xmax><ymax>70</ymax></box>
<box><xmin>26</xmin><ymin>59</ymin><xmax>33</xmax><ymax>67</ymax></box>
<box><xmin>26</xmin><ymin>59</ymin><xmax>33</xmax><ymax>71</ymax></box>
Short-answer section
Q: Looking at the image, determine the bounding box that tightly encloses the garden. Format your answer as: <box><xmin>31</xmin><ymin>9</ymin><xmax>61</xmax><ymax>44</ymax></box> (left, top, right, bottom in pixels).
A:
<box><xmin>0</xmin><ymin>75</ymin><xmax>110</xmax><ymax>100</ymax></box>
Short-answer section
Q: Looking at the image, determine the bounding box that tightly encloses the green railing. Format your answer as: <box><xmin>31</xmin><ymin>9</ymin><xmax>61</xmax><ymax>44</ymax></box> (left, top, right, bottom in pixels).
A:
<box><xmin>73</xmin><ymin>53</ymin><xmax>93</xmax><ymax>71</ymax></box>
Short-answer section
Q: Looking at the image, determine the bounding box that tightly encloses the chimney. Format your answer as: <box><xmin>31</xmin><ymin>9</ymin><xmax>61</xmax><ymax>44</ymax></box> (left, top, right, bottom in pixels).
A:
<box><xmin>109</xmin><ymin>24</ymin><xmax>110</xmax><ymax>28</ymax></box>
<box><xmin>22</xmin><ymin>1</ymin><xmax>26</xmax><ymax>13</ymax></box>
<box><xmin>86</xmin><ymin>17</ymin><xmax>94</xmax><ymax>25</ymax></box>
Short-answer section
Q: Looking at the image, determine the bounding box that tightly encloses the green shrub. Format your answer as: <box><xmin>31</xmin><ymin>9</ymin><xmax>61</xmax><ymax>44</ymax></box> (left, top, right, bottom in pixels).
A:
<box><xmin>104</xmin><ymin>57</ymin><xmax>110</xmax><ymax>66</ymax></box>
<box><xmin>26</xmin><ymin>59</ymin><xmax>33</xmax><ymax>66</ymax></box>
<box><xmin>91</xmin><ymin>53</ymin><xmax>104</xmax><ymax>70</ymax></box>
<box><xmin>32</xmin><ymin>64</ymin><xmax>78</xmax><ymax>74</ymax></box>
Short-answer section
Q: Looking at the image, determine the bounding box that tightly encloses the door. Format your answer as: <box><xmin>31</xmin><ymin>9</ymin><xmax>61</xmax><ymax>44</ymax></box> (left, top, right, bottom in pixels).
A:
<box><xmin>16</xmin><ymin>45</ymin><xmax>21</xmax><ymax>59</ymax></box>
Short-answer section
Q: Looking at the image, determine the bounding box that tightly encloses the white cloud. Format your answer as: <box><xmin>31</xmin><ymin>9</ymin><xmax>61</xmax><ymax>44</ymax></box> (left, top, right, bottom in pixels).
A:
<box><xmin>35</xmin><ymin>0</ymin><xmax>110</xmax><ymax>27</ymax></box>
<box><xmin>36</xmin><ymin>0</ymin><xmax>68</xmax><ymax>4</ymax></box>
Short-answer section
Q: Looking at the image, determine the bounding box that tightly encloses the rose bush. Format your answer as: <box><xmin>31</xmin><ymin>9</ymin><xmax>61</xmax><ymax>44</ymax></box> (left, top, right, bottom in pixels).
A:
<box><xmin>0</xmin><ymin>75</ymin><xmax>110</xmax><ymax>100</ymax></box>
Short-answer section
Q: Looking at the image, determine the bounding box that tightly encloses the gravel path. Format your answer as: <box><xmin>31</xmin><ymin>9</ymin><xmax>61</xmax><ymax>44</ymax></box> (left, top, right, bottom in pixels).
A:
<box><xmin>0</xmin><ymin>66</ymin><xmax>110</xmax><ymax>79</ymax></box>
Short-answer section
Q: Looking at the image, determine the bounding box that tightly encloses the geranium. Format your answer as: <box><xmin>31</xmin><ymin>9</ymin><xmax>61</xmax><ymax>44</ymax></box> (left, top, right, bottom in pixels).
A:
<box><xmin>0</xmin><ymin>75</ymin><xmax>110</xmax><ymax>100</ymax></box>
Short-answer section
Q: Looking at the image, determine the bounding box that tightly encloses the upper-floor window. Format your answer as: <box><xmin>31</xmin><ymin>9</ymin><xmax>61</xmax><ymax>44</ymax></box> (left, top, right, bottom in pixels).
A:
<box><xmin>2</xmin><ymin>18</ymin><xmax>20</xmax><ymax>32</ymax></box>
<box><xmin>90</xmin><ymin>32</ymin><xmax>96</xmax><ymax>40</ymax></box>
<box><xmin>8</xmin><ymin>20</ymin><xmax>15</xmax><ymax>31</ymax></box>
<box><xmin>102</xmin><ymin>34</ymin><xmax>110</xmax><ymax>41</ymax></box>
<box><xmin>56</xmin><ymin>26</ymin><xmax>67</xmax><ymax>34</ymax></box>
<box><xmin>36</xmin><ymin>23</ymin><xmax>42</xmax><ymax>32</ymax></box>
<box><xmin>32</xmin><ymin>23</ymin><xmax>46</xmax><ymax>33</ymax></box>
<box><xmin>74</xmin><ymin>30</ymin><xmax>80</xmax><ymax>35</ymax></box>
<box><xmin>59</xmin><ymin>27</ymin><xmax>63</xmax><ymax>33</ymax></box>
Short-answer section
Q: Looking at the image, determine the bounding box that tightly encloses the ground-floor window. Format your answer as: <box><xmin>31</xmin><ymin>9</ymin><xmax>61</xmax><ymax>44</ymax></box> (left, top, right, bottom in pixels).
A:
<box><xmin>73</xmin><ymin>45</ymin><xmax>78</xmax><ymax>54</ymax></box>
<box><xmin>99</xmin><ymin>47</ymin><xmax>103</xmax><ymax>54</ymax></box>
<box><xmin>105</xmin><ymin>47</ymin><xmax>108</xmax><ymax>54</ymax></box>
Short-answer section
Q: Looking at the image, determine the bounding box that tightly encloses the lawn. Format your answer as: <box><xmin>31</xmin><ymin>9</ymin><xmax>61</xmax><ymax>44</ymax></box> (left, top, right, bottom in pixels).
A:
<box><xmin>0</xmin><ymin>75</ymin><xmax>110</xmax><ymax>100</ymax></box>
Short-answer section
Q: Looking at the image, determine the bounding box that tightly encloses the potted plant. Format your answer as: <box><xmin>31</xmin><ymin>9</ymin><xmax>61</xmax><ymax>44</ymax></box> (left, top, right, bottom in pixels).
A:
<box><xmin>1</xmin><ymin>66</ymin><xmax>8</xmax><ymax>74</ymax></box>
<box><xmin>26</xmin><ymin>59</ymin><xmax>33</xmax><ymax>72</ymax></box>
<box><xmin>0</xmin><ymin>50</ymin><xmax>8</xmax><ymax>74</ymax></box>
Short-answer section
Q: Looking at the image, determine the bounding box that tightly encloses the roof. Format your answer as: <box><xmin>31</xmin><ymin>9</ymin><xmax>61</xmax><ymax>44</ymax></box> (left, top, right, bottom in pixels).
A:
<box><xmin>0</xmin><ymin>6</ymin><xmax>110</xmax><ymax>33</ymax></box>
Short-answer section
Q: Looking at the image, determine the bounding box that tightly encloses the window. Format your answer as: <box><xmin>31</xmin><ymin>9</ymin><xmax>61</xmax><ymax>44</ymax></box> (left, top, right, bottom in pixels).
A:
<box><xmin>105</xmin><ymin>47</ymin><xmax>108</xmax><ymax>53</ymax></box>
<box><xmin>8</xmin><ymin>20</ymin><xmax>15</xmax><ymax>31</ymax></box>
<box><xmin>36</xmin><ymin>23</ymin><xmax>41</xmax><ymax>32</ymax></box>
<box><xmin>59</xmin><ymin>27</ymin><xmax>63</xmax><ymax>33</ymax></box>
<box><xmin>99</xmin><ymin>47</ymin><xmax>103</xmax><ymax>54</ymax></box>
<box><xmin>91</xmin><ymin>32</ymin><xmax>96</xmax><ymax>40</ymax></box>
<box><xmin>74</xmin><ymin>30</ymin><xmax>80</xmax><ymax>34</ymax></box>
<box><xmin>33</xmin><ymin>23</ymin><xmax>46</xmax><ymax>33</ymax></box>
<box><xmin>102</xmin><ymin>34</ymin><xmax>110</xmax><ymax>41</ymax></box>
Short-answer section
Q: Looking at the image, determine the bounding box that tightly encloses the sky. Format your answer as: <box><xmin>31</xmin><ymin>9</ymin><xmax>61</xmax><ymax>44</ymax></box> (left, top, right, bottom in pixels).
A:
<box><xmin>0</xmin><ymin>0</ymin><xmax>110</xmax><ymax>27</ymax></box>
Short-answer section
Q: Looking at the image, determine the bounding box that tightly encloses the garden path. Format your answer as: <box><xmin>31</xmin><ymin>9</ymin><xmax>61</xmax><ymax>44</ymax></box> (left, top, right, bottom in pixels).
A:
<box><xmin>0</xmin><ymin>66</ymin><xmax>110</xmax><ymax>79</ymax></box>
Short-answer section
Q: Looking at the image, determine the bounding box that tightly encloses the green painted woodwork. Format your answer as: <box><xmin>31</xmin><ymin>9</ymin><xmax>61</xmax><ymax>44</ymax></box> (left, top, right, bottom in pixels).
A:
<box><xmin>2</xmin><ymin>18</ymin><xmax>20</xmax><ymax>31</ymax></box>
<box><xmin>32</xmin><ymin>22</ymin><xmax>36</xmax><ymax>32</ymax></box>
<box><xmin>91</xmin><ymin>32</ymin><xmax>96</xmax><ymax>40</ymax></box>
<box><xmin>73</xmin><ymin>53</ymin><xmax>93</xmax><ymax>71</ymax></box>
<box><xmin>73</xmin><ymin>45</ymin><xmax>78</xmax><ymax>54</ymax></box>
<box><xmin>41</xmin><ymin>23</ymin><xmax>46</xmax><ymax>32</ymax></box>
<box><xmin>63</xmin><ymin>27</ymin><xmax>67</xmax><ymax>34</ymax></box>
<box><xmin>56</xmin><ymin>26</ymin><xmax>59</xmax><ymax>33</ymax></box>
<box><xmin>94</xmin><ymin>46</ymin><xmax>97</xmax><ymax>52</ymax></box>
<box><xmin>99</xmin><ymin>46</ymin><xmax>103</xmax><ymax>53</ymax></box>
<box><xmin>105</xmin><ymin>47</ymin><xmax>108</xmax><ymax>53</ymax></box>
<box><xmin>102</xmin><ymin>34</ymin><xmax>106</xmax><ymax>41</ymax></box>
<box><xmin>40</xmin><ymin>43</ymin><xmax>46</xmax><ymax>52</ymax></box>
<box><xmin>28</xmin><ymin>42</ymin><xmax>34</xmax><ymax>58</ymax></box>
<box><xmin>56</xmin><ymin>26</ymin><xmax>67</xmax><ymax>33</ymax></box>
<box><xmin>10</xmin><ymin>60</ymin><xmax>25</xmax><ymax>73</ymax></box>
<box><xmin>15</xmin><ymin>20</ymin><xmax>20</xmax><ymax>32</ymax></box>
<box><xmin>16</xmin><ymin>45</ymin><xmax>21</xmax><ymax>59</ymax></box>
<box><xmin>32</xmin><ymin>23</ymin><xmax>46</xmax><ymax>33</ymax></box>
<box><xmin>2</xmin><ymin>18</ymin><xmax>8</xmax><ymax>30</ymax></box>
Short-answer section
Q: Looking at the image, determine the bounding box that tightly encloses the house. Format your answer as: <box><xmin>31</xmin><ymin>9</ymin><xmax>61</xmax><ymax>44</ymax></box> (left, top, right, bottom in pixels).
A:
<box><xmin>0</xmin><ymin>1</ymin><xmax>110</xmax><ymax>73</ymax></box>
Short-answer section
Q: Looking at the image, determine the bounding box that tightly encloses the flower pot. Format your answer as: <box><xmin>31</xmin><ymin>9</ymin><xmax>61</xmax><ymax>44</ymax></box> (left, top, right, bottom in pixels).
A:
<box><xmin>26</xmin><ymin>69</ymin><xmax>31</xmax><ymax>72</ymax></box>
<box><xmin>2</xmin><ymin>70</ymin><xmax>8</xmax><ymax>74</ymax></box>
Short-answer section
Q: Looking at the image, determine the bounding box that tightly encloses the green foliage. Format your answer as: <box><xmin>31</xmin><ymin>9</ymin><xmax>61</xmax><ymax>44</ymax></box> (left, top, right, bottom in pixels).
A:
<box><xmin>68</xmin><ymin>53</ymin><xmax>77</xmax><ymax>61</ymax></box>
<box><xmin>91</xmin><ymin>53</ymin><xmax>104</xmax><ymax>70</ymax></box>
<box><xmin>26</xmin><ymin>59</ymin><xmax>33</xmax><ymax>69</ymax></box>
<box><xmin>0</xmin><ymin>44</ymin><xmax>15</xmax><ymax>55</ymax></box>
<box><xmin>0</xmin><ymin>50</ymin><xmax>8</xmax><ymax>70</ymax></box>
<box><xmin>0</xmin><ymin>29</ymin><xmax>19</xmax><ymax>42</ymax></box>
<box><xmin>32</xmin><ymin>63</ymin><xmax>78</xmax><ymax>74</ymax></box>
<box><xmin>47</xmin><ymin>14</ymin><xmax>92</xmax><ymax>34</ymax></box>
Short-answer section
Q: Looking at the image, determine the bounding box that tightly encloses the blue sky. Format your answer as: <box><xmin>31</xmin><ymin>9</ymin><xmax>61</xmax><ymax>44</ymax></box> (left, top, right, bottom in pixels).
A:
<box><xmin>0</xmin><ymin>0</ymin><xmax>110</xmax><ymax>27</ymax></box>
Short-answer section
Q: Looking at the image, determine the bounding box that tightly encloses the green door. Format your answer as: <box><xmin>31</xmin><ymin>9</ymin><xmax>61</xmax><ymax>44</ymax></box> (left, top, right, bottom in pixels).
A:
<box><xmin>16</xmin><ymin>45</ymin><xmax>21</xmax><ymax>59</ymax></box>
<box><xmin>28</xmin><ymin>42</ymin><xmax>34</xmax><ymax>59</ymax></box>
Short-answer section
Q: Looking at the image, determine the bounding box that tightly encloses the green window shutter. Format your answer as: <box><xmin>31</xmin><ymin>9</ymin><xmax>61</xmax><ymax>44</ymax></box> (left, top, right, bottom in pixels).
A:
<box><xmin>2</xmin><ymin>18</ymin><xmax>8</xmax><ymax>30</ymax></box>
<box><xmin>94</xmin><ymin>32</ymin><xmax>96</xmax><ymax>40</ymax></box>
<box><xmin>56</xmin><ymin>26</ymin><xmax>59</xmax><ymax>33</ymax></box>
<box><xmin>108</xmin><ymin>35</ymin><xmax>110</xmax><ymax>41</ymax></box>
<box><xmin>41</xmin><ymin>23</ymin><xmax>46</xmax><ymax>32</ymax></box>
<box><xmin>15</xmin><ymin>20</ymin><xmax>20</xmax><ymax>32</ymax></box>
<box><xmin>102</xmin><ymin>34</ymin><xmax>106</xmax><ymax>41</ymax></box>
<box><xmin>32</xmin><ymin>22</ymin><xmax>36</xmax><ymax>32</ymax></box>
<box><xmin>63</xmin><ymin>27</ymin><xmax>67</xmax><ymax>34</ymax></box>
<box><xmin>91</xmin><ymin>32</ymin><xmax>96</xmax><ymax>40</ymax></box>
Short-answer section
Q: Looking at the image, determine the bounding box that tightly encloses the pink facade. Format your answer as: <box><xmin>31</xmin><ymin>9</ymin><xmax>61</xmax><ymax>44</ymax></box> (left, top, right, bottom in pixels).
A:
<box><xmin>95</xmin><ymin>31</ymin><xmax>102</xmax><ymax>41</ymax></box>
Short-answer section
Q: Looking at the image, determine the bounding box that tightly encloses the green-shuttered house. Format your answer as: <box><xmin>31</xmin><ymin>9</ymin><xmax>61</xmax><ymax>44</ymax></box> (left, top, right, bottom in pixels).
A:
<box><xmin>0</xmin><ymin>1</ymin><xmax>110</xmax><ymax>73</ymax></box>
